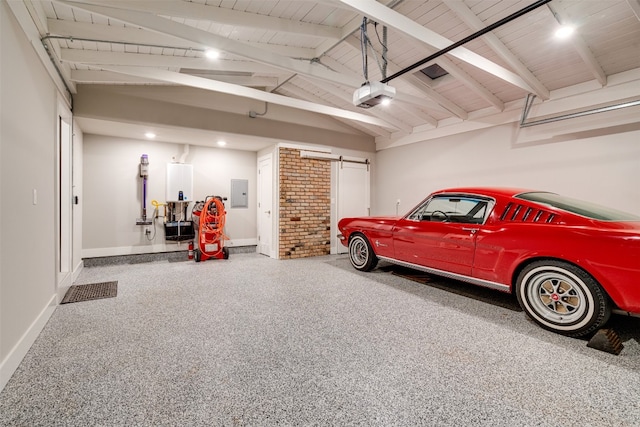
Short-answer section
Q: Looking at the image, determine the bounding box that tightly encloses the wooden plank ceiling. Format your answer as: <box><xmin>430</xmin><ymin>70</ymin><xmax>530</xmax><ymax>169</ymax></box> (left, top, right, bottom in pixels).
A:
<box><xmin>21</xmin><ymin>0</ymin><xmax>640</xmax><ymax>149</ymax></box>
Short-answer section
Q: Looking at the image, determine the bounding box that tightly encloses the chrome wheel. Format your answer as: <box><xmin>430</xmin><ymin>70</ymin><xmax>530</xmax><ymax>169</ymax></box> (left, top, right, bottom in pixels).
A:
<box><xmin>348</xmin><ymin>234</ymin><xmax>378</xmax><ymax>272</ymax></box>
<box><xmin>527</xmin><ymin>270</ymin><xmax>587</xmax><ymax>322</ymax></box>
<box><xmin>516</xmin><ymin>260</ymin><xmax>610</xmax><ymax>337</ymax></box>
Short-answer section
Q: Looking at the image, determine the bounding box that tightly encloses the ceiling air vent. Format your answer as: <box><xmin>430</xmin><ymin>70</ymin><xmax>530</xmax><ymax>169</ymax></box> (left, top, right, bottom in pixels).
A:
<box><xmin>419</xmin><ymin>63</ymin><xmax>448</xmax><ymax>80</ymax></box>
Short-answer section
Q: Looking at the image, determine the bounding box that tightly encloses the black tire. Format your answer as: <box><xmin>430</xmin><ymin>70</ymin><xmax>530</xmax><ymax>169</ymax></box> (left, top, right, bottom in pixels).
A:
<box><xmin>222</xmin><ymin>247</ymin><xmax>229</xmax><ymax>259</ymax></box>
<box><xmin>516</xmin><ymin>260</ymin><xmax>611</xmax><ymax>337</ymax></box>
<box><xmin>348</xmin><ymin>234</ymin><xmax>378</xmax><ymax>272</ymax></box>
<box><xmin>194</xmin><ymin>248</ymin><xmax>201</xmax><ymax>263</ymax></box>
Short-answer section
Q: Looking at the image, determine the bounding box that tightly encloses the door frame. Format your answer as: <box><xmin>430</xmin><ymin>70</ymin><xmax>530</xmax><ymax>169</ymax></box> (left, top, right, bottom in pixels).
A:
<box><xmin>56</xmin><ymin>97</ymin><xmax>74</xmax><ymax>298</ymax></box>
<box><xmin>257</xmin><ymin>153</ymin><xmax>274</xmax><ymax>258</ymax></box>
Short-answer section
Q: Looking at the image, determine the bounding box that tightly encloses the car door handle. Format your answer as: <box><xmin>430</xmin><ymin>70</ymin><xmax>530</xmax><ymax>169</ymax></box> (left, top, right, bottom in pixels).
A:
<box><xmin>462</xmin><ymin>227</ymin><xmax>478</xmax><ymax>234</ymax></box>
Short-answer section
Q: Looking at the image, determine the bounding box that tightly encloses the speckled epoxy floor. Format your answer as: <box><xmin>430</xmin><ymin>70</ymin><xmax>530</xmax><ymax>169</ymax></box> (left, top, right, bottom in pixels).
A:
<box><xmin>1</xmin><ymin>253</ymin><xmax>639</xmax><ymax>426</ymax></box>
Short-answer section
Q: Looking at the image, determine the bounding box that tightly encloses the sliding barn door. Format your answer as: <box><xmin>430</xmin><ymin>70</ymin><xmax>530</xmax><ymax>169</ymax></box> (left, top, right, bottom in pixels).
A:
<box><xmin>336</xmin><ymin>162</ymin><xmax>370</xmax><ymax>254</ymax></box>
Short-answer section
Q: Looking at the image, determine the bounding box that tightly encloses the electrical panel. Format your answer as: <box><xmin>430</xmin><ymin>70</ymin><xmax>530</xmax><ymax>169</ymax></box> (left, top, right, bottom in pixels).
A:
<box><xmin>230</xmin><ymin>179</ymin><xmax>249</xmax><ymax>208</ymax></box>
<box><xmin>166</xmin><ymin>163</ymin><xmax>193</xmax><ymax>202</ymax></box>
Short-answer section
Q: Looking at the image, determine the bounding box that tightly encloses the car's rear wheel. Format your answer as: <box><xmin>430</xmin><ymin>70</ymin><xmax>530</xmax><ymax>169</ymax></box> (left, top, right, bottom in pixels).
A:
<box><xmin>348</xmin><ymin>234</ymin><xmax>378</xmax><ymax>272</ymax></box>
<box><xmin>516</xmin><ymin>260</ymin><xmax>610</xmax><ymax>337</ymax></box>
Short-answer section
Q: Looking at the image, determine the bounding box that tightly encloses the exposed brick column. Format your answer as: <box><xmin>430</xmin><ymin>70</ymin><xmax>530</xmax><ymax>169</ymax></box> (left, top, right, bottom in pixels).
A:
<box><xmin>279</xmin><ymin>147</ymin><xmax>331</xmax><ymax>259</ymax></box>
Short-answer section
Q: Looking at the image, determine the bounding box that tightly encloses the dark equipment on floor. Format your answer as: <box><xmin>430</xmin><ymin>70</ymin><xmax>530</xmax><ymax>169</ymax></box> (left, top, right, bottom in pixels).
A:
<box><xmin>192</xmin><ymin>196</ymin><xmax>229</xmax><ymax>262</ymax></box>
<box><xmin>587</xmin><ymin>328</ymin><xmax>624</xmax><ymax>355</ymax></box>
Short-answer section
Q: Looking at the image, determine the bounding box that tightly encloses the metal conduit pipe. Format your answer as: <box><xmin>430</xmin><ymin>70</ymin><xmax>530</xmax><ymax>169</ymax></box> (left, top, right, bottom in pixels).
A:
<box><xmin>41</xmin><ymin>36</ymin><xmax>75</xmax><ymax>108</ymax></box>
<box><xmin>520</xmin><ymin>94</ymin><xmax>640</xmax><ymax>127</ymax></box>
<box><xmin>40</xmin><ymin>35</ymin><xmax>207</xmax><ymax>53</ymax></box>
<box><xmin>381</xmin><ymin>0</ymin><xmax>551</xmax><ymax>84</ymax></box>
<box><xmin>40</xmin><ymin>34</ymin><xmax>214</xmax><ymax>107</ymax></box>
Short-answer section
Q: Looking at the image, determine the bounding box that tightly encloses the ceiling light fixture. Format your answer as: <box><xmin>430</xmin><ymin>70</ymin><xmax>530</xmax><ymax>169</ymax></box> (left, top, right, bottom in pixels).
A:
<box><xmin>554</xmin><ymin>25</ymin><xmax>575</xmax><ymax>39</ymax></box>
<box><xmin>217</xmin><ymin>140</ymin><xmax>227</xmax><ymax>147</ymax></box>
<box><xmin>145</xmin><ymin>132</ymin><xmax>156</xmax><ymax>139</ymax></box>
<box><xmin>353</xmin><ymin>81</ymin><xmax>395</xmax><ymax>108</ymax></box>
<box><xmin>205</xmin><ymin>49</ymin><xmax>220</xmax><ymax>59</ymax></box>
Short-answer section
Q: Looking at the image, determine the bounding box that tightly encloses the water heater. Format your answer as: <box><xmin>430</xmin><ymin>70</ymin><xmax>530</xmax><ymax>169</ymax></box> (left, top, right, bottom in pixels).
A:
<box><xmin>166</xmin><ymin>163</ymin><xmax>193</xmax><ymax>202</ymax></box>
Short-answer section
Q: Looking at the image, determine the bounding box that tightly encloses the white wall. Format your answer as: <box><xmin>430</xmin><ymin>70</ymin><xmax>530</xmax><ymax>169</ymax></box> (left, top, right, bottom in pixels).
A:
<box><xmin>374</xmin><ymin>121</ymin><xmax>640</xmax><ymax>216</ymax></box>
<box><xmin>1</xmin><ymin>1</ymin><xmax>58</xmax><ymax>389</ymax></box>
<box><xmin>82</xmin><ymin>135</ymin><xmax>258</xmax><ymax>257</ymax></box>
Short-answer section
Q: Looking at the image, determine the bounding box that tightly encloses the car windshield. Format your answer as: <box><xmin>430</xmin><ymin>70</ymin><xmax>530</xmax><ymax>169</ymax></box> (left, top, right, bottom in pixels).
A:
<box><xmin>407</xmin><ymin>195</ymin><xmax>494</xmax><ymax>224</ymax></box>
<box><xmin>516</xmin><ymin>192</ymin><xmax>640</xmax><ymax>221</ymax></box>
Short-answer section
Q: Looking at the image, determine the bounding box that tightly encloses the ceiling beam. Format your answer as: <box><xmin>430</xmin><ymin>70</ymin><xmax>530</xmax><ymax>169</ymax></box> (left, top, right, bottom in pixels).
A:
<box><xmin>338</xmin><ymin>0</ymin><xmax>537</xmax><ymax>94</ymax></box>
<box><xmin>313</xmin><ymin>0</ymin><xmax>397</xmax><ymax>58</ymax></box>
<box><xmin>626</xmin><ymin>0</ymin><xmax>640</xmax><ymax>21</ymax></box>
<box><xmin>54</xmin><ymin>1</ymin><xmax>364</xmax><ymax>87</ymax></box>
<box><xmin>70</xmin><ymin>69</ymin><xmax>278</xmax><ymax>87</ymax></box>
<box><xmin>443</xmin><ymin>0</ymin><xmax>550</xmax><ymax>100</ymax></box>
<box><xmin>47</xmin><ymin>19</ymin><xmax>193</xmax><ymax>48</ymax></box>
<box><xmin>434</xmin><ymin>56</ymin><xmax>504</xmax><ymax>111</ymax></box>
<box><xmin>94</xmin><ymin>65</ymin><xmax>398</xmax><ymax>130</ymax></box>
<box><xmin>55</xmin><ymin>0</ymin><xmax>461</xmax><ymax>119</ymax></box>
<box><xmin>68</xmin><ymin>0</ymin><xmax>343</xmax><ymax>39</ymax></box>
<box><xmin>47</xmin><ymin>19</ymin><xmax>316</xmax><ymax>59</ymax></box>
<box><xmin>60</xmin><ymin>49</ymin><xmax>281</xmax><ymax>73</ymax></box>
<box><xmin>70</xmin><ymin>69</ymin><xmax>165</xmax><ymax>84</ymax></box>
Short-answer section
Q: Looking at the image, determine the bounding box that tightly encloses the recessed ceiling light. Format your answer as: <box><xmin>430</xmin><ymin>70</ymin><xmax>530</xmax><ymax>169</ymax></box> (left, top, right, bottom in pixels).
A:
<box><xmin>217</xmin><ymin>140</ymin><xmax>227</xmax><ymax>147</ymax></box>
<box><xmin>554</xmin><ymin>25</ymin><xmax>575</xmax><ymax>39</ymax></box>
<box><xmin>145</xmin><ymin>132</ymin><xmax>156</xmax><ymax>139</ymax></box>
<box><xmin>205</xmin><ymin>49</ymin><xmax>220</xmax><ymax>59</ymax></box>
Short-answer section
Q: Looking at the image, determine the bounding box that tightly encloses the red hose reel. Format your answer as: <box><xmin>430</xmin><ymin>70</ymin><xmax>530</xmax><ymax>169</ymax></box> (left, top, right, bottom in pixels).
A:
<box><xmin>191</xmin><ymin>196</ymin><xmax>229</xmax><ymax>262</ymax></box>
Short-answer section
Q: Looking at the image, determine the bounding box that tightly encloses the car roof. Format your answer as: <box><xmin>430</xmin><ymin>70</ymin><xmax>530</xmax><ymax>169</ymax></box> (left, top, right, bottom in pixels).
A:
<box><xmin>433</xmin><ymin>187</ymin><xmax>544</xmax><ymax>199</ymax></box>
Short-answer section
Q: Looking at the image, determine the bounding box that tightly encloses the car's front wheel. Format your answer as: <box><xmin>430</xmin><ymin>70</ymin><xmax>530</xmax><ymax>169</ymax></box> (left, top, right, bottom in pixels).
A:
<box><xmin>348</xmin><ymin>234</ymin><xmax>378</xmax><ymax>272</ymax></box>
<box><xmin>516</xmin><ymin>260</ymin><xmax>611</xmax><ymax>337</ymax></box>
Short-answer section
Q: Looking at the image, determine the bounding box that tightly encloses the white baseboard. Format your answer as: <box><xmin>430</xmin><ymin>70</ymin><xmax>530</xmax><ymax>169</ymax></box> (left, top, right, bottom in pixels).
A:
<box><xmin>0</xmin><ymin>295</ymin><xmax>57</xmax><ymax>392</ymax></box>
<box><xmin>82</xmin><ymin>238</ymin><xmax>258</xmax><ymax>259</ymax></box>
<box><xmin>56</xmin><ymin>260</ymin><xmax>85</xmax><ymax>302</ymax></box>
<box><xmin>73</xmin><ymin>260</ymin><xmax>84</xmax><ymax>281</ymax></box>
<box><xmin>2</xmin><ymin>260</ymin><xmax>86</xmax><ymax>391</ymax></box>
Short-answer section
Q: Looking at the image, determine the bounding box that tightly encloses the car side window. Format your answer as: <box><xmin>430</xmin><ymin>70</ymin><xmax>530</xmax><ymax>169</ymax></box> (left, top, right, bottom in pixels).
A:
<box><xmin>408</xmin><ymin>196</ymin><xmax>494</xmax><ymax>224</ymax></box>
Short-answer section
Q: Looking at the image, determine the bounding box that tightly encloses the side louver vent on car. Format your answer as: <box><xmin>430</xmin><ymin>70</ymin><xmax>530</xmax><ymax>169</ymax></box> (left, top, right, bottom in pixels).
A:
<box><xmin>500</xmin><ymin>203</ymin><xmax>557</xmax><ymax>223</ymax></box>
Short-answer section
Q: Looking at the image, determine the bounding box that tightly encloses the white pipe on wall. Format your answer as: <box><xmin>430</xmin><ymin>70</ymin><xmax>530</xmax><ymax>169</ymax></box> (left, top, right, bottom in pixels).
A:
<box><xmin>178</xmin><ymin>144</ymin><xmax>190</xmax><ymax>163</ymax></box>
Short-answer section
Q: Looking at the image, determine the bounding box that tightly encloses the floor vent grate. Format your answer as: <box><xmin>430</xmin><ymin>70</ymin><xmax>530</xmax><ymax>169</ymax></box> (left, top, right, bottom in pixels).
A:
<box><xmin>61</xmin><ymin>281</ymin><xmax>118</xmax><ymax>304</ymax></box>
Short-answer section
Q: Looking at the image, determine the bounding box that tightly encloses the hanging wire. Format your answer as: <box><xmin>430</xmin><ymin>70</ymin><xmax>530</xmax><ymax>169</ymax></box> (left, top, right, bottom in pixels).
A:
<box><xmin>373</xmin><ymin>22</ymin><xmax>388</xmax><ymax>79</ymax></box>
<box><xmin>382</xmin><ymin>25</ymin><xmax>388</xmax><ymax>80</ymax></box>
<box><xmin>360</xmin><ymin>17</ymin><xmax>369</xmax><ymax>83</ymax></box>
<box><xmin>366</xmin><ymin>33</ymin><xmax>384</xmax><ymax>79</ymax></box>
<box><xmin>359</xmin><ymin>19</ymin><xmax>389</xmax><ymax>83</ymax></box>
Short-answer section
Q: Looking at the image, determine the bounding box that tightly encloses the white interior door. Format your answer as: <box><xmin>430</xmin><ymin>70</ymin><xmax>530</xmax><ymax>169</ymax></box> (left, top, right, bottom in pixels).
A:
<box><xmin>257</xmin><ymin>154</ymin><xmax>273</xmax><ymax>257</ymax></box>
<box><xmin>336</xmin><ymin>162</ymin><xmax>370</xmax><ymax>254</ymax></box>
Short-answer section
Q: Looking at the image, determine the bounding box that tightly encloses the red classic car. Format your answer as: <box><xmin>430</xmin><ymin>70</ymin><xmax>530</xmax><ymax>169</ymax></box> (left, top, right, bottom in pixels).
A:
<box><xmin>338</xmin><ymin>187</ymin><xmax>640</xmax><ymax>337</ymax></box>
